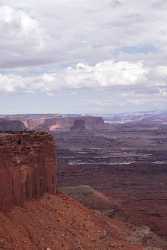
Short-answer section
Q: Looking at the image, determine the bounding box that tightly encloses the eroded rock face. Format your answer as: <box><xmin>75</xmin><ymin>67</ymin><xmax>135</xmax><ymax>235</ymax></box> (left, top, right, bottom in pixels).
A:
<box><xmin>35</xmin><ymin>116</ymin><xmax>105</xmax><ymax>132</ymax></box>
<box><xmin>0</xmin><ymin>132</ymin><xmax>57</xmax><ymax>210</ymax></box>
<box><xmin>0</xmin><ymin>119</ymin><xmax>26</xmax><ymax>132</ymax></box>
<box><xmin>71</xmin><ymin>119</ymin><xmax>86</xmax><ymax>131</ymax></box>
<box><xmin>0</xmin><ymin>115</ymin><xmax>106</xmax><ymax>131</ymax></box>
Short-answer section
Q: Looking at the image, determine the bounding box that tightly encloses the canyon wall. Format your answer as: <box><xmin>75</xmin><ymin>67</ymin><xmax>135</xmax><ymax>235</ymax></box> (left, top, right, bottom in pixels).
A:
<box><xmin>71</xmin><ymin>119</ymin><xmax>86</xmax><ymax>131</ymax></box>
<box><xmin>37</xmin><ymin>116</ymin><xmax>105</xmax><ymax>131</ymax></box>
<box><xmin>0</xmin><ymin>132</ymin><xmax>57</xmax><ymax>211</ymax></box>
<box><xmin>0</xmin><ymin>119</ymin><xmax>26</xmax><ymax>132</ymax></box>
<box><xmin>0</xmin><ymin>115</ymin><xmax>106</xmax><ymax>131</ymax></box>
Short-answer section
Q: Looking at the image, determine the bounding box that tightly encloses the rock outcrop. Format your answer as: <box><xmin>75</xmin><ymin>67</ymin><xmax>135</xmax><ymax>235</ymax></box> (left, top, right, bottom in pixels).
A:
<box><xmin>0</xmin><ymin>119</ymin><xmax>26</xmax><ymax>132</ymax></box>
<box><xmin>23</xmin><ymin>118</ymin><xmax>46</xmax><ymax>130</ymax></box>
<box><xmin>0</xmin><ymin>131</ymin><xmax>145</xmax><ymax>250</ymax></box>
<box><xmin>71</xmin><ymin>119</ymin><xmax>86</xmax><ymax>131</ymax></box>
<box><xmin>35</xmin><ymin>116</ymin><xmax>105</xmax><ymax>132</ymax></box>
<box><xmin>0</xmin><ymin>115</ymin><xmax>106</xmax><ymax>131</ymax></box>
<box><xmin>0</xmin><ymin>132</ymin><xmax>57</xmax><ymax>210</ymax></box>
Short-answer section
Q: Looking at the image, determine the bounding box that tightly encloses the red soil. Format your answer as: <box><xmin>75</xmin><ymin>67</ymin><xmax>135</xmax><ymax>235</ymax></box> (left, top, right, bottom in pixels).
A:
<box><xmin>0</xmin><ymin>193</ymin><xmax>143</xmax><ymax>250</ymax></box>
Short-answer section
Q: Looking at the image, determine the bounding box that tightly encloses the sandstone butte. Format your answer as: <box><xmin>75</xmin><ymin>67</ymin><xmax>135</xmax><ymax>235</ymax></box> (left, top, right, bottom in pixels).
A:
<box><xmin>0</xmin><ymin>132</ymin><xmax>144</xmax><ymax>250</ymax></box>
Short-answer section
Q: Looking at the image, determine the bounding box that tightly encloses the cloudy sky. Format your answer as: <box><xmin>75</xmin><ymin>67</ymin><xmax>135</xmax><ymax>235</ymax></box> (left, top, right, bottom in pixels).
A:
<box><xmin>0</xmin><ymin>0</ymin><xmax>167</xmax><ymax>114</ymax></box>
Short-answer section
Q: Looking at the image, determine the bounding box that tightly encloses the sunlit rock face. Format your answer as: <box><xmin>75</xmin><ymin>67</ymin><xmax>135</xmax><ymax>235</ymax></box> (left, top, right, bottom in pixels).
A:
<box><xmin>28</xmin><ymin>116</ymin><xmax>105</xmax><ymax>131</ymax></box>
<box><xmin>0</xmin><ymin>132</ymin><xmax>57</xmax><ymax>210</ymax></box>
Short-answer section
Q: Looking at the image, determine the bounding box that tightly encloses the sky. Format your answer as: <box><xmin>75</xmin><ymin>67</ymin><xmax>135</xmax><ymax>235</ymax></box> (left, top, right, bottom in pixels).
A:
<box><xmin>0</xmin><ymin>0</ymin><xmax>167</xmax><ymax>114</ymax></box>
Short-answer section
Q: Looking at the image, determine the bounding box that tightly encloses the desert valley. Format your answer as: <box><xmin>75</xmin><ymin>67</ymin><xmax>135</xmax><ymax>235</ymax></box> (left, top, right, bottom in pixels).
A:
<box><xmin>0</xmin><ymin>111</ymin><xmax>166</xmax><ymax>249</ymax></box>
<box><xmin>1</xmin><ymin>1</ymin><xmax>167</xmax><ymax>249</ymax></box>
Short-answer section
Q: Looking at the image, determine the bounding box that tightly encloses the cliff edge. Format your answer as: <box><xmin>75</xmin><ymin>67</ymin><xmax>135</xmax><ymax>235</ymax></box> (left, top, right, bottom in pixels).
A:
<box><xmin>0</xmin><ymin>132</ymin><xmax>143</xmax><ymax>250</ymax></box>
<box><xmin>0</xmin><ymin>132</ymin><xmax>57</xmax><ymax>210</ymax></box>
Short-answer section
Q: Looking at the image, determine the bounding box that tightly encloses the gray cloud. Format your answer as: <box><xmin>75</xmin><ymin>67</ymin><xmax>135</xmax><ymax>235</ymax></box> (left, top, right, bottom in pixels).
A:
<box><xmin>0</xmin><ymin>1</ymin><xmax>167</xmax><ymax>67</ymax></box>
<box><xmin>0</xmin><ymin>0</ymin><xmax>167</xmax><ymax>112</ymax></box>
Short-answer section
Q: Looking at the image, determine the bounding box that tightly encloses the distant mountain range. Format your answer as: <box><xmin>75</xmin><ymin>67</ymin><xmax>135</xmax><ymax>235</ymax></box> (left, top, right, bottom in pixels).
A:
<box><xmin>102</xmin><ymin>110</ymin><xmax>167</xmax><ymax>124</ymax></box>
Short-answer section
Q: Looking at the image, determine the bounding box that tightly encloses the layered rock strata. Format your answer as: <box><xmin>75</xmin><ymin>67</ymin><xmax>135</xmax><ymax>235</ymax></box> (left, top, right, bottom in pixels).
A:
<box><xmin>0</xmin><ymin>132</ymin><xmax>57</xmax><ymax>210</ymax></box>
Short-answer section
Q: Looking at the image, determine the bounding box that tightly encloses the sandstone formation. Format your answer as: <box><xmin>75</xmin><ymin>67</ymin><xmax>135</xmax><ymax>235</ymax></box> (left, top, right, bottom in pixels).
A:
<box><xmin>0</xmin><ymin>119</ymin><xmax>26</xmax><ymax>132</ymax></box>
<box><xmin>23</xmin><ymin>118</ymin><xmax>46</xmax><ymax>130</ymax></box>
<box><xmin>83</xmin><ymin>116</ymin><xmax>105</xmax><ymax>130</ymax></box>
<box><xmin>22</xmin><ymin>116</ymin><xmax>105</xmax><ymax>131</ymax></box>
<box><xmin>0</xmin><ymin>131</ymin><xmax>145</xmax><ymax>249</ymax></box>
<box><xmin>70</xmin><ymin>119</ymin><xmax>86</xmax><ymax>131</ymax></box>
<box><xmin>0</xmin><ymin>115</ymin><xmax>106</xmax><ymax>131</ymax></box>
<box><xmin>0</xmin><ymin>114</ymin><xmax>61</xmax><ymax>130</ymax></box>
<box><xmin>0</xmin><ymin>132</ymin><xmax>57</xmax><ymax>210</ymax></box>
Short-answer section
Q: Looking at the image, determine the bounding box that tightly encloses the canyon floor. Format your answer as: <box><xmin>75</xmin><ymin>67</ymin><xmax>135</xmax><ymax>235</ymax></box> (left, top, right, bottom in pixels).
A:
<box><xmin>1</xmin><ymin>113</ymin><xmax>167</xmax><ymax>249</ymax></box>
<box><xmin>56</xmin><ymin>120</ymin><xmax>167</xmax><ymax>248</ymax></box>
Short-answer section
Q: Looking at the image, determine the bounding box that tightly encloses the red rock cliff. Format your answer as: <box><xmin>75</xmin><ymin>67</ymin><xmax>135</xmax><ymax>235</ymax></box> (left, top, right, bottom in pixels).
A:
<box><xmin>35</xmin><ymin>116</ymin><xmax>105</xmax><ymax>132</ymax></box>
<box><xmin>0</xmin><ymin>132</ymin><xmax>57</xmax><ymax>210</ymax></box>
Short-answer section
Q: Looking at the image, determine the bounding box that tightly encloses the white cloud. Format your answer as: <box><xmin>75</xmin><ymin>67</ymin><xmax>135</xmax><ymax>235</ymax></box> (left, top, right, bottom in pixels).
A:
<box><xmin>1</xmin><ymin>0</ymin><xmax>167</xmax><ymax>68</ymax></box>
<box><xmin>0</xmin><ymin>5</ymin><xmax>47</xmax><ymax>62</ymax></box>
<box><xmin>0</xmin><ymin>60</ymin><xmax>150</xmax><ymax>93</ymax></box>
<box><xmin>1</xmin><ymin>59</ymin><xmax>167</xmax><ymax>99</ymax></box>
<box><xmin>0</xmin><ymin>0</ymin><xmax>167</xmax><ymax>69</ymax></box>
<box><xmin>0</xmin><ymin>73</ymin><xmax>58</xmax><ymax>93</ymax></box>
<box><xmin>65</xmin><ymin>61</ymin><xmax>148</xmax><ymax>88</ymax></box>
<box><xmin>0</xmin><ymin>0</ymin><xmax>167</xmax><ymax>112</ymax></box>
<box><xmin>159</xmin><ymin>88</ymin><xmax>167</xmax><ymax>96</ymax></box>
<box><xmin>156</xmin><ymin>66</ymin><xmax>167</xmax><ymax>77</ymax></box>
